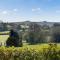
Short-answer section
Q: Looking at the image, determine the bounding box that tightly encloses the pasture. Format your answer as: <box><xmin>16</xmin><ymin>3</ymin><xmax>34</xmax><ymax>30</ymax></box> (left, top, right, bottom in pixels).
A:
<box><xmin>0</xmin><ymin>31</ymin><xmax>60</xmax><ymax>49</ymax></box>
<box><xmin>0</xmin><ymin>34</ymin><xmax>60</xmax><ymax>49</ymax></box>
<box><xmin>0</xmin><ymin>31</ymin><xmax>9</xmax><ymax>35</ymax></box>
<box><xmin>0</xmin><ymin>35</ymin><xmax>9</xmax><ymax>42</ymax></box>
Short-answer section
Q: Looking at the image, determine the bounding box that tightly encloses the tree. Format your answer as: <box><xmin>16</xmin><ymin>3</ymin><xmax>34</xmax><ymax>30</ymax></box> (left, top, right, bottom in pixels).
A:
<box><xmin>53</xmin><ymin>23</ymin><xmax>60</xmax><ymax>26</ymax></box>
<box><xmin>27</xmin><ymin>23</ymin><xmax>41</xmax><ymax>44</ymax></box>
<box><xmin>17</xmin><ymin>24</ymin><xmax>21</xmax><ymax>30</ymax></box>
<box><xmin>28</xmin><ymin>32</ymin><xmax>35</xmax><ymax>44</ymax></box>
<box><xmin>52</xmin><ymin>23</ymin><xmax>60</xmax><ymax>43</ymax></box>
<box><xmin>53</xmin><ymin>33</ymin><xmax>60</xmax><ymax>42</ymax></box>
<box><xmin>3</xmin><ymin>23</ymin><xmax>8</xmax><ymax>31</ymax></box>
<box><xmin>6</xmin><ymin>29</ymin><xmax>22</xmax><ymax>47</ymax></box>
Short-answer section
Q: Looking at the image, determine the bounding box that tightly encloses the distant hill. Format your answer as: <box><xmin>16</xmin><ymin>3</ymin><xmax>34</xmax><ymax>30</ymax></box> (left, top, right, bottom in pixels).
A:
<box><xmin>7</xmin><ymin>21</ymin><xmax>60</xmax><ymax>27</ymax></box>
<box><xmin>0</xmin><ymin>21</ymin><xmax>60</xmax><ymax>31</ymax></box>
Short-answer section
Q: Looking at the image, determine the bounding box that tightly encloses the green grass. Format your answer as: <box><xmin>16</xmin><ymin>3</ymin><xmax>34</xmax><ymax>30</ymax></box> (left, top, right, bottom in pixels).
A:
<box><xmin>0</xmin><ymin>31</ymin><xmax>9</xmax><ymax>43</ymax></box>
<box><xmin>0</xmin><ymin>35</ymin><xmax>49</xmax><ymax>49</ymax></box>
<box><xmin>0</xmin><ymin>31</ymin><xmax>9</xmax><ymax>35</ymax></box>
<box><xmin>0</xmin><ymin>35</ymin><xmax>9</xmax><ymax>42</ymax></box>
<box><xmin>0</xmin><ymin>32</ymin><xmax>60</xmax><ymax>50</ymax></box>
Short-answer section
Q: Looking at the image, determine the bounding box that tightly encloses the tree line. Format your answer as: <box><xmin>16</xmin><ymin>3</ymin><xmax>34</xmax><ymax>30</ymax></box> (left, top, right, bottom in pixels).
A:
<box><xmin>5</xmin><ymin>23</ymin><xmax>60</xmax><ymax>47</ymax></box>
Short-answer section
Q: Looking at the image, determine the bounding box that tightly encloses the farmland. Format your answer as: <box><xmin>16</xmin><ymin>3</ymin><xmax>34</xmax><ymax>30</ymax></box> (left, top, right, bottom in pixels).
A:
<box><xmin>0</xmin><ymin>35</ymin><xmax>9</xmax><ymax>42</ymax></box>
<box><xmin>0</xmin><ymin>34</ymin><xmax>60</xmax><ymax>49</ymax></box>
<box><xmin>0</xmin><ymin>31</ymin><xmax>9</xmax><ymax>35</ymax></box>
<box><xmin>0</xmin><ymin>32</ymin><xmax>60</xmax><ymax>60</ymax></box>
<box><xmin>0</xmin><ymin>31</ymin><xmax>60</xmax><ymax>47</ymax></box>
<box><xmin>0</xmin><ymin>31</ymin><xmax>9</xmax><ymax>43</ymax></box>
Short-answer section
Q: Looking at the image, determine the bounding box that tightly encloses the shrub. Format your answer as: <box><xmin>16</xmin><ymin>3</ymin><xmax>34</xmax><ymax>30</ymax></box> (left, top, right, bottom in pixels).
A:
<box><xmin>0</xmin><ymin>44</ymin><xmax>60</xmax><ymax>60</ymax></box>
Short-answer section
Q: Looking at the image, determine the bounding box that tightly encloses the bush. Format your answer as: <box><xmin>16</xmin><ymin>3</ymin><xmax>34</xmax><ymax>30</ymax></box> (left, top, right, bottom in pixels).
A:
<box><xmin>0</xmin><ymin>44</ymin><xmax>60</xmax><ymax>60</ymax></box>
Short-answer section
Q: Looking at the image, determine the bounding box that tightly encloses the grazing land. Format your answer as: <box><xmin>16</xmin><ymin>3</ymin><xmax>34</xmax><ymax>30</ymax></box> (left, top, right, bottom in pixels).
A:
<box><xmin>0</xmin><ymin>34</ymin><xmax>60</xmax><ymax>49</ymax></box>
<box><xmin>0</xmin><ymin>35</ymin><xmax>9</xmax><ymax>42</ymax></box>
<box><xmin>0</xmin><ymin>31</ymin><xmax>60</xmax><ymax>60</ymax></box>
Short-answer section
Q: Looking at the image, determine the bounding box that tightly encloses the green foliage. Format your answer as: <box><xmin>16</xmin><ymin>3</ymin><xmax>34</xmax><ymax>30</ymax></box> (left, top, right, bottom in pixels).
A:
<box><xmin>0</xmin><ymin>44</ymin><xmax>60</xmax><ymax>60</ymax></box>
<box><xmin>17</xmin><ymin>24</ymin><xmax>21</xmax><ymax>30</ymax></box>
<box><xmin>6</xmin><ymin>29</ymin><xmax>22</xmax><ymax>47</ymax></box>
<box><xmin>26</xmin><ymin>31</ymin><xmax>41</xmax><ymax>44</ymax></box>
<box><xmin>3</xmin><ymin>23</ymin><xmax>8</xmax><ymax>31</ymax></box>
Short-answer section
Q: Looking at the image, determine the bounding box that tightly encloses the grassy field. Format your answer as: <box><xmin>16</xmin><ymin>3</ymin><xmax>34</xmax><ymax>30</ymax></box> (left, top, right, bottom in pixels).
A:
<box><xmin>0</xmin><ymin>35</ymin><xmax>53</xmax><ymax>48</ymax></box>
<box><xmin>0</xmin><ymin>35</ymin><xmax>9</xmax><ymax>42</ymax></box>
<box><xmin>0</xmin><ymin>31</ymin><xmax>60</xmax><ymax>49</ymax></box>
<box><xmin>0</xmin><ymin>31</ymin><xmax>9</xmax><ymax>44</ymax></box>
<box><xmin>0</xmin><ymin>32</ymin><xmax>60</xmax><ymax>60</ymax></box>
<box><xmin>0</xmin><ymin>31</ymin><xmax>9</xmax><ymax>35</ymax></box>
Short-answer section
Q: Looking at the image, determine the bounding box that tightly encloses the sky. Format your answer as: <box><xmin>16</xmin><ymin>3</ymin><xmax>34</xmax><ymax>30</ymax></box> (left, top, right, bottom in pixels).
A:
<box><xmin>0</xmin><ymin>0</ymin><xmax>60</xmax><ymax>22</ymax></box>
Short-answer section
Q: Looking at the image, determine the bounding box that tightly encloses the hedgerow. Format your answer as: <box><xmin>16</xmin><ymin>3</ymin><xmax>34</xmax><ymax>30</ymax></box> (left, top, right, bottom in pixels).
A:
<box><xmin>0</xmin><ymin>44</ymin><xmax>60</xmax><ymax>60</ymax></box>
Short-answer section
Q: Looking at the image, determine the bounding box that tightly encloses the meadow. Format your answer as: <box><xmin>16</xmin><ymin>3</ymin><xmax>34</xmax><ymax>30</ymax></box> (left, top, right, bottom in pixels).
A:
<box><xmin>0</xmin><ymin>31</ymin><xmax>9</xmax><ymax>43</ymax></box>
<box><xmin>0</xmin><ymin>33</ymin><xmax>60</xmax><ymax>49</ymax></box>
<box><xmin>0</xmin><ymin>32</ymin><xmax>60</xmax><ymax>48</ymax></box>
<box><xmin>0</xmin><ymin>35</ymin><xmax>9</xmax><ymax>41</ymax></box>
<box><xmin>0</xmin><ymin>31</ymin><xmax>60</xmax><ymax>60</ymax></box>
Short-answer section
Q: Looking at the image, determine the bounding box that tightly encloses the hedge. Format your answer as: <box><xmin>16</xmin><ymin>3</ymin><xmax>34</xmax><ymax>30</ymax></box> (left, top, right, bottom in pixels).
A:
<box><xmin>0</xmin><ymin>44</ymin><xmax>60</xmax><ymax>60</ymax></box>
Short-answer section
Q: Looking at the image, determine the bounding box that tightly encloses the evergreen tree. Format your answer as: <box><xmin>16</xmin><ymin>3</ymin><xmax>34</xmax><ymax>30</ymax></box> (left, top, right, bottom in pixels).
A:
<box><xmin>6</xmin><ymin>29</ymin><xmax>22</xmax><ymax>47</ymax></box>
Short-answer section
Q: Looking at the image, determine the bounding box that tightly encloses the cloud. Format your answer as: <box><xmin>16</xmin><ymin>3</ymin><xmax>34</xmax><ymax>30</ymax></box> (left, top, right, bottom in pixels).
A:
<box><xmin>31</xmin><ymin>15</ymin><xmax>60</xmax><ymax>22</ymax></box>
<box><xmin>13</xmin><ymin>9</ymin><xmax>18</xmax><ymax>12</ymax></box>
<box><xmin>32</xmin><ymin>8</ymin><xmax>40</xmax><ymax>12</ymax></box>
<box><xmin>2</xmin><ymin>11</ymin><xmax>7</xmax><ymax>14</ymax></box>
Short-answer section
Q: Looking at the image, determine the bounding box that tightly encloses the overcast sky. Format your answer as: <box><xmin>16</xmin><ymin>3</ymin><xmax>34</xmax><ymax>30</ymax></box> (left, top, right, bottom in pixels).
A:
<box><xmin>0</xmin><ymin>0</ymin><xmax>60</xmax><ymax>22</ymax></box>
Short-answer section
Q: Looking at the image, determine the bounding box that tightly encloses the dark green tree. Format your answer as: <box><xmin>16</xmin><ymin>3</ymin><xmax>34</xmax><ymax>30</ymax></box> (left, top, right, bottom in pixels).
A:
<box><xmin>52</xmin><ymin>23</ymin><xmax>60</xmax><ymax>43</ymax></box>
<box><xmin>6</xmin><ymin>29</ymin><xmax>22</xmax><ymax>47</ymax></box>
<box><xmin>3</xmin><ymin>23</ymin><xmax>8</xmax><ymax>31</ymax></box>
<box><xmin>28</xmin><ymin>32</ymin><xmax>35</xmax><ymax>44</ymax></box>
<box><xmin>17</xmin><ymin>24</ymin><xmax>21</xmax><ymax>30</ymax></box>
<box><xmin>27</xmin><ymin>23</ymin><xmax>41</xmax><ymax>44</ymax></box>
